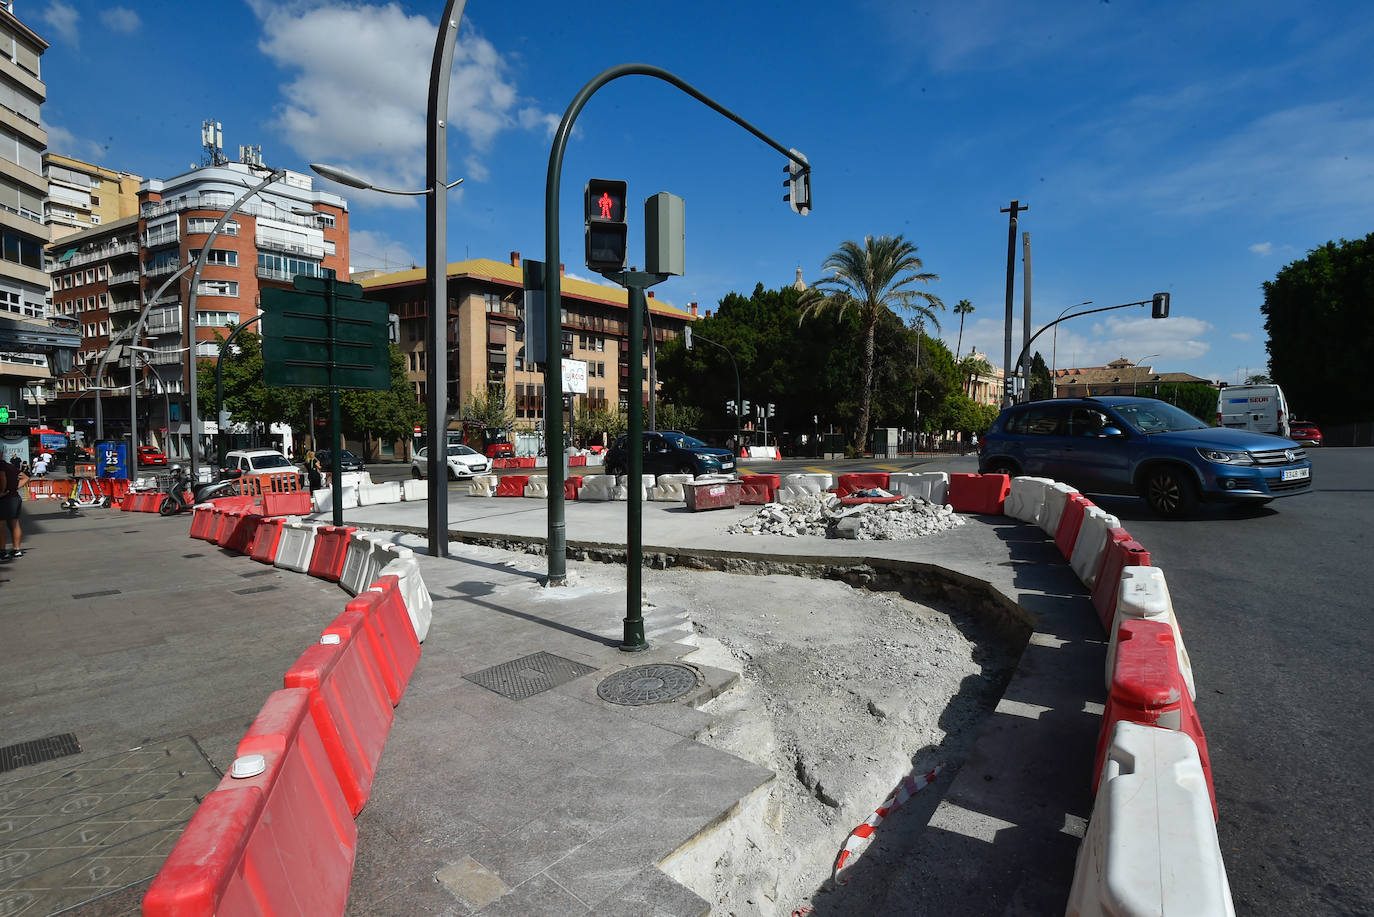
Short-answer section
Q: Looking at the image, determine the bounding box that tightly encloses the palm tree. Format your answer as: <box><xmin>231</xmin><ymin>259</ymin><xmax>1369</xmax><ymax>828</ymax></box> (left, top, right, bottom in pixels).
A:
<box><xmin>799</xmin><ymin>234</ymin><xmax>943</xmax><ymax>451</ymax></box>
<box><xmin>958</xmin><ymin>354</ymin><xmax>993</xmax><ymax>399</ymax></box>
<box><xmin>953</xmin><ymin>299</ymin><xmax>975</xmax><ymax>359</ymax></box>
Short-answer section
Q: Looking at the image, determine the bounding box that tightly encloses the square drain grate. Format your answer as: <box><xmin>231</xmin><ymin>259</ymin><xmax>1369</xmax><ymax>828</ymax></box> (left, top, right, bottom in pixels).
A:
<box><xmin>1</xmin><ymin>733</ymin><xmax>81</xmax><ymax>773</ymax></box>
<box><xmin>465</xmin><ymin>652</ymin><xmax>598</xmax><ymax>701</ymax></box>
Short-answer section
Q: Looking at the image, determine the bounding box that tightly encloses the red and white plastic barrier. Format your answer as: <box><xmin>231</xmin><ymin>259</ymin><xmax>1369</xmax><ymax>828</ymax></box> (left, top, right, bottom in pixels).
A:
<box><xmin>1036</xmin><ymin>481</ymin><xmax>1079</xmax><ymax>536</ymax></box>
<box><xmin>1054</xmin><ymin>493</ymin><xmax>1094</xmax><ymax>559</ymax></box>
<box><xmin>835</xmin><ymin>472</ymin><xmax>891</xmax><ymax>497</ymax></box>
<box><xmin>1003</xmin><ymin>476</ymin><xmax>1053</xmax><ymax>524</ymax></box>
<box><xmin>378</xmin><ymin>550</ymin><xmax>432</xmax><ymax>642</ymax></box>
<box><xmin>886</xmin><ymin>471</ymin><xmax>949</xmax><ymax>504</ymax></box>
<box><xmin>496</xmin><ymin>474</ymin><xmax>530</xmax><ymax>497</ymax></box>
<box><xmin>1091</xmin><ymin>535</ymin><xmax>1151</xmax><ymax>631</ymax></box>
<box><xmin>946</xmin><ymin>473</ymin><xmax>1012</xmax><ymax>515</ymax></box>
<box><xmin>142</xmin><ymin>689</ymin><xmax>357</xmax><ymax>916</ymax></box>
<box><xmin>339</xmin><ymin>530</ymin><xmax>398</xmax><ymax>597</ymax></box>
<box><xmin>1068</xmin><ymin>721</ymin><xmax>1234</xmax><ymax>917</ymax></box>
<box><xmin>250</xmin><ymin>514</ymin><xmax>298</xmax><ymax>565</ymax></box>
<box><xmin>349</xmin><ymin>577</ymin><xmax>421</xmax><ymax>705</ymax></box>
<box><xmin>739</xmin><ymin>473</ymin><xmax>781</xmax><ymax>504</ymax></box>
<box><xmin>1109</xmin><ymin>566</ymin><xmax>1196</xmax><ymax>702</ymax></box>
<box><xmin>1069</xmin><ymin>507</ymin><xmax>1121</xmax><ymax>589</ymax></box>
<box><xmin>275</xmin><ymin>521</ymin><xmax>321</xmax><ymax>574</ymax></box>
<box><xmin>776</xmin><ymin>472</ymin><xmax>833</xmax><ymax>502</ymax></box>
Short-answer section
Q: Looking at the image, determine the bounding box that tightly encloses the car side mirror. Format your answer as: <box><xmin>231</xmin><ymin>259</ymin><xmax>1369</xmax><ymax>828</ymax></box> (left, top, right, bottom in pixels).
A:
<box><xmin>1101</xmin><ymin>426</ymin><xmax>1125</xmax><ymax>438</ymax></box>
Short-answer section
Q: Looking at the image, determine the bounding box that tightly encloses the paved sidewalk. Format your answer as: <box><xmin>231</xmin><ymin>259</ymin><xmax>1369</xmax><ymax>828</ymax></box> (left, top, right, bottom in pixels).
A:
<box><xmin>0</xmin><ymin>485</ymin><xmax>1104</xmax><ymax>916</ymax></box>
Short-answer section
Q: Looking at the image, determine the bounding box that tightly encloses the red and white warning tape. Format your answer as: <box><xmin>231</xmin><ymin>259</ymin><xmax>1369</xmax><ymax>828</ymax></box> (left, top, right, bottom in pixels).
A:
<box><xmin>831</xmin><ymin>763</ymin><xmax>943</xmax><ymax>884</ymax></box>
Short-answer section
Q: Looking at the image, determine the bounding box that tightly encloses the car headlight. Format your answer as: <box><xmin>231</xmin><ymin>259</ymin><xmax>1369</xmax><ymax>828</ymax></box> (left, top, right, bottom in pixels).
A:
<box><xmin>694</xmin><ymin>453</ymin><xmax>716</xmax><ymax>462</ymax></box>
<box><xmin>1198</xmin><ymin>448</ymin><xmax>1255</xmax><ymax>465</ymax></box>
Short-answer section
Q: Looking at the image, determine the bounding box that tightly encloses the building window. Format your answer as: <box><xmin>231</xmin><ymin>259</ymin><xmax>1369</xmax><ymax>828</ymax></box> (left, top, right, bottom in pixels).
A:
<box><xmin>187</xmin><ymin>218</ymin><xmax>238</xmax><ymax>236</ymax></box>
<box><xmin>190</xmin><ymin>248</ymin><xmax>239</xmax><ymax>267</ymax></box>
<box><xmin>315</xmin><ymin>212</ymin><xmax>336</xmax><ymax>228</ymax></box>
<box><xmin>484</xmin><ymin>293</ymin><xmax>502</xmax><ymax>313</ymax></box>
<box><xmin>195</xmin><ymin>279</ymin><xmax>238</xmax><ymax>298</ymax></box>
<box><xmin>409</xmin><ymin>352</ymin><xmax>417</xmax><ymax>372</ymax></box>
<box><xmin>196</xmin><ymin>310</ymin><xmax>239</xmax><ymax>327</ymax></box>
<box><xmin>1</xmin><ymin>230</ymin><xmax>42</xmax><ymax>269</ymax></box>
<box><xmin>96</xmin><ymin>265</ymin><xmax>106</xmax><ymax>280</ymax></box>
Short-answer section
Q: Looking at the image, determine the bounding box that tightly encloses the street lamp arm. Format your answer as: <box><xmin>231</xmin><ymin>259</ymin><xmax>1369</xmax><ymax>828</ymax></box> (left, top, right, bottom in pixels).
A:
<box><xmin>689</xmin><ymin>330</ymin><xmax>742</xmax><ymax>453</ymax></box>
<box><xmin>1014</xmin><ymin>298</ymin><xmax>1152</xmax><ymax>381</ymax></box>
<box><xmin>309</xmin><ymin>161</ymin><xmax>464</xmax><ymax>195</ymax></box>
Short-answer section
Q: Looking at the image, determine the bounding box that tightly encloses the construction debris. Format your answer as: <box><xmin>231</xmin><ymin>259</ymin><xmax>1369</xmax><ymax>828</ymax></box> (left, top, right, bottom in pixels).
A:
<box><xmin>726</xmin><ymin>492</ymin><xmax>967</xmax><ymax>540</ymax></box>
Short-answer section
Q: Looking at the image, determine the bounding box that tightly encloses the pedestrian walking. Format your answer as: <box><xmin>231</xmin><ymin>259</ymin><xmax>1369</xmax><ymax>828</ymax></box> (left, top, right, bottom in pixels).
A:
<box><xmin>304</xmin><ymin>450</ymin><xmax>323</xmax><ymax>492</ymax></box>
<box><xmin>1</xmin><ymin>455</ymin><xmax>28</xmax><ymax>559</ymax></box>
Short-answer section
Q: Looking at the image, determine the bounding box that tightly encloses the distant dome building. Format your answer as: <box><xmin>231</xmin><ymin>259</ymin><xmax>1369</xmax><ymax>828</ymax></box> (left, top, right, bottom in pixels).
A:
<box><xmin>791</xmin><ymin>266</ymin><xmax>806</xmax><ymax>291</ymax></box>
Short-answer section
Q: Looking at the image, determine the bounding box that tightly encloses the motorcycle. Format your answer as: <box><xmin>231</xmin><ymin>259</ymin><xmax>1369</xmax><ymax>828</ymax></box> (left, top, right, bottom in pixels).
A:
<box><xmin>158</xmin><ymin>465</ymin><xmax>240</xmax><ymax>516</ymax></box>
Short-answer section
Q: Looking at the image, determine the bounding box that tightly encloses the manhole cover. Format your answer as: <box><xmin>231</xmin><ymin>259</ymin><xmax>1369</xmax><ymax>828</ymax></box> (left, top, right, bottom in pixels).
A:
<box><xmin>0</xmin><ymin>733</ymin><xmax>81</xmax><ymax>773</ymax></box>
<box><xmin>597</xmin><ymin>664</ymin><xmax>702</xmax><ymax>706</ymax></box>
<box><xmin>465</xmin><ymin>652</ymin><xmax>598</xmax><ymax>701</ymax></box>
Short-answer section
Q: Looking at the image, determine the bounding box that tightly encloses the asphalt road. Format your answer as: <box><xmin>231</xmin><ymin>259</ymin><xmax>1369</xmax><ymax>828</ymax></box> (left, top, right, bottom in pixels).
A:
<box><xmin>1085</xmin><ymin>447</ymin><xmax>1374</xmax><ymax>916</ymax></box>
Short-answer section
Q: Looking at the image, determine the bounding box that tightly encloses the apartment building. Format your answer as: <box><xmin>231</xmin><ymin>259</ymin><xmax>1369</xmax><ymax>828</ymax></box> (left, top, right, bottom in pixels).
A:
<box><xmin>43</xmin><ymin>152</ymin><xmax>141</xmax><ymax>241</ymax></box>
<box><xmin>359</xmin><ymin>251</ymin><xmax>696</xmax><ymax>440</ymax></box>
<box><xmin>49</xmin><ymin>160</ymin><xmax>349</xmax><ymax>458</ymax></box>
<box><xmin>0</xmin><ymin>1</ymin><xmax>52</xmax><ymax>416</ymax></box>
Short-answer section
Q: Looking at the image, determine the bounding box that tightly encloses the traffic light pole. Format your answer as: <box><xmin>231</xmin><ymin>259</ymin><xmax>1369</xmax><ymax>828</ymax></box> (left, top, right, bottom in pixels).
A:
<box><xmin>543</xmin><ymin>62</ymin><xmax>808</xmax><ymax>586</ymax></box>
<box><xmin>1011</xmin><ymin>298</ymin><xmax>1156</xmax><ymax>396</ymax></box>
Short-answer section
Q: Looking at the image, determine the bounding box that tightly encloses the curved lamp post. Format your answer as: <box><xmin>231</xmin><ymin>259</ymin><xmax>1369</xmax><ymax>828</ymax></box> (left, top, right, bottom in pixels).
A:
<box><xmin>1130</xmin><ymin>353</ymin><xmax>1159</xmax><ymax>395</ymax></box>
<box><xmin>311</xmin><ymin>0</ymin><xmax>468</xmax><ymax>558</ymax></box>
<box><xmin>685</xmin><ymin>329</ymin><xmax>740</xmax><ymax>456</ymax></box>
<box><xmin>1050</xmin><ymin>301</ymin><xmax>1092</xmax><ymax>398</ymax></box>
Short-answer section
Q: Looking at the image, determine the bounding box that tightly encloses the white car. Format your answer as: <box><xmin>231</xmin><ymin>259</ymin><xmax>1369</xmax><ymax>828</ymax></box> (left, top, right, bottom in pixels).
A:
<box><xmin>222</xmin><ymin>449</ymin><xmax>302</xmax><ymax>483</ymax></box>
<box><xmin>411</xmin><ymin>444</ymin><xmax>491</xmax><ymax>480</ymax></box>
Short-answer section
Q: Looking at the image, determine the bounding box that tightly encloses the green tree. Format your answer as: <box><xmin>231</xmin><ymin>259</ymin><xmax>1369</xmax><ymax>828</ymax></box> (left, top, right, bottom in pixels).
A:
<box><xmin>655</xmin><ymin>401</ymin><xmax>703</xmax><ymax>433</ymax></box>
<box><xmin>1244</xmin><ymin>373</ymin><xmax>1272</xmax><ymax>385</ymax></box>
<box><xmin>1262</xmin><ymin>232</ymin><xmax>1374</xmax><ymax>422</ymax></box>
<box><xmin>1156</xmin><ymin>382</ymin><xmax>1221</xmax><ymax>423</ymax></box>
<box><xmin>957</xmin><ymin>354</ymin><xmax>993</xmax><ymax>398</ymax></box>
<box><xmin>798</xmin><ymin>234</ymin><xmax>943</xmax><ymax>450</ymax></box>
<box><xmin>953</xmin><ymin>298</ymin><xmax>975</xmax><ymax>359</ymax></box>
<box><xmin>338</xmin><ymin>345</ymin><xmax>425</xmax><ymax>456</ymax></box>
<box><xmin>573</xmin><ymin>406</ymin><xmax>626</xmax><ymax>448</ymax></box>
<box><xmin>1029</xmin><ymin>351</ymin><xmax>1053</xmax><ymax>401</ymax></box>
<box><xmin>461</xmin><ymin>383</ymin><xmax>514</xmax><ymax>431</ymax></box>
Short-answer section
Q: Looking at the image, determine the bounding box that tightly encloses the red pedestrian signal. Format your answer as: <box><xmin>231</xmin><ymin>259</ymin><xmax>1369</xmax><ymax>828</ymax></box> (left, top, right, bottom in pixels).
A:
<box><xmin>585</xmin><ymin>178</ymin><xmax>627</xmax><ymax>274</ymax></box>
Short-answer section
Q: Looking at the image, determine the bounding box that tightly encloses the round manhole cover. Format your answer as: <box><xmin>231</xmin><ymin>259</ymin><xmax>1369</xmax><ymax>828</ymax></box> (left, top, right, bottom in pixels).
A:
<box><xmin>597</xmin><ymin>663</ymin><xmax>702</xmax><ymax>706</ymax></box>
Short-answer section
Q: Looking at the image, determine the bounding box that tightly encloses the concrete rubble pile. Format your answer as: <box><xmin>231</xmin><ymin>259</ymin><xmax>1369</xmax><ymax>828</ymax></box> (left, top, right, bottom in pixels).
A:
<box><xmin>726</xmin><ymin>490</ymin><xmax>967</xmax><ymax>540</ymax></box>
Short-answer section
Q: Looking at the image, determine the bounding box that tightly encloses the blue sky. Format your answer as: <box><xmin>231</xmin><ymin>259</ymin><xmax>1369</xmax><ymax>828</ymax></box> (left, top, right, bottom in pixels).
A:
<box><xmin>33</xmin><ymin>0</ymin><xmax>1374</xmax><ymax>386</ymax></box>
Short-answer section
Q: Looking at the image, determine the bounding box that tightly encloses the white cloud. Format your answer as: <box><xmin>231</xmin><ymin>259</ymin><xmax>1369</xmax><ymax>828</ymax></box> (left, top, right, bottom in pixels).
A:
<box><xmin>99</xmin><ymin>7</ymin><xmax>141</xmax><ymax>33</ymax></box>
<box><xmin>1249</xmin><ymin>242</ymin><xmax>1273</xmax><ymax>256</ymax></box>
<box><xmin>347</xmin><ymin>228</ymin><xmax>419</xmax><ymax>274</ymax></box>
<box><xmin>1231</xmin><ymin>331</ymin><xmax>1252</xmax><ymax>341</ymax></box>
<box><xmin>948</xmin><ymin>311</ymin><xmax>1213</xmax><ymax>373</ymax></box>
<box><xmin>41</xmin><ymin>2</ymin><xmax>80</xmax><ymax>49</ymax></box>
<box><xmin>41</xmin><ymin>121</ymin><xmax>106</xmax><ymax>161</ymax></box>
<box><xmin>249</xmin><ymin>1</ymin><xmax>554</xmax><ymax>201</ymax></box>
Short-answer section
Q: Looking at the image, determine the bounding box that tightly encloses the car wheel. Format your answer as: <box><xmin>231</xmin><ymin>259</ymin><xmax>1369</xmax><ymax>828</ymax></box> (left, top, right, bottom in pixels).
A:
<box><xmin>677</xmin><ymin>463</ymin><xmax>696</xmax><ymax>475</ymax></box>
<box><xmin>448</xmin><ymin>467</ymin><xmax>458</xmax><ymax>481</ymax></box>
<box><xmin>984</xmin><ymin>458</ymin><xmax>1020</xmax><ymax>478</ymax></box>
<box><xmin>1142</xmin><ymin>466</ymin><xmax>1197</xmax><ymax>518</ymax></box>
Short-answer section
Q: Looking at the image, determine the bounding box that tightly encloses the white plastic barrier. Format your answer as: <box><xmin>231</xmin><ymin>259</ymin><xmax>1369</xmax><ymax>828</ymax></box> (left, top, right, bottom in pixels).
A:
<box><xmin>612</xmin><ymin>474</ymin><xmax>654</xmax><ymax>502</ymax></box>
<box><xmin>1066</xmin><ymin>721</ymin><xmax>1235</xmax><ymax>917</ymax></box>
<box><xmin>312</xmin><ymin>485</ymin><xmax>359</xmax><ymax>514</ymax></box>
<box><xmin>273</xmin><ymin>521</ymin><xmax>320</xmax><ymax>574</ymax></box>
<box><xmin>467</xmin><ymin>475</ymin><xmax>498</xmax><ymax>497</ymax></box>
<box><xmin>357</xmin><ymin>481</ymin><xmax>402</xmax><ymax>506</ymax></box>
<box><xmin>1107</xmin><ymin>566</ymin><xmax>1197</xmax><ymax>701</ymax></box>
<box><xmin>340</xmin><ymin>470</ymin><xmax>372</xmax><ymax>489</ymax></box>
<box><xmin>650</xmin><ymin>473</ymin><xmax>693</xmax><ymax>502</ymax></box>
<box><xmin>1069</xmin><ymin>506</ymin><xmax>1122</xmax><ymax>589</ymax></box>
<box><xmin>776</xmin><ymin>472</ymin><xmax>832</xmax><ymax>502</ymax></box>
<box><xmin>524</xmin><ymin>474</ymin><xmax>549</xmax><ymax>498</ymax></box>
<box><xmin>1004</xmin><ymin>476</ymin><xmax>1053</xmax><ymax>524</ymax></box>
<box><xmin>401</xmin><ymin>478</ymin><xmax>428</xmax><ymax>501</ymax></box>
<box><xmin>888</xmin><ymin>471</ymin><xmax>949</xmax><ymax>504</ymax></box>
<box><xmin>742</xmin><ymin>445</ymin><xmax>779</xmax><ymax>460</ymax></box>
<box><xmin>339</xmin><ymin>530</ymin><xmax>397</xmax><ymax>596</ymax></box>
<box><xmin>378</xmin><ymin>549</ymin><xmax>432</xmax><ymax>642</ymax></box>
<box><xmin>1037</xmin><ymin>481</ymin><xmax>1080</xmax><ymax>536</ymax></box>
<box><xmin>577</xmin><ymin>474</ymin><xmax>617</xmax><ymax>501</ymax></box>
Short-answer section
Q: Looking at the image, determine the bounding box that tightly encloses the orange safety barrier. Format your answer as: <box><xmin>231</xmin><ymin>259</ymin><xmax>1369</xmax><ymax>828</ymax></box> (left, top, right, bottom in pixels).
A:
<box><xmin>249</xmin><ymin>515</ymin><xmax>290</xmax><ymax>563</ymax></box>
<box><xmin>346</xmin><ymin>577</ymin><xmax>421</xmax><ymax>706</ymax></box>
<box><xmin>263</xmin><ymin>490</ymin><xmax>313</xmax><ymax>515</ymax></box>
<box><xmin>236</xmin><ymin>471</ymin><xmax>305</xmax><ymax>497</ymax></box>
<box><xmin>1054</xmin><ymin>493</ymin><xmax>1094</xmax><ymax>558</ymax></box>
<box><xmin>565</xmin><ymin>475</ymin><xmax>583</xmax><ymax>500</ymax></box>
<box><xmin>947</xmin><ymin>473</ymin><xmax>1012</xmax><ymax>514</ymax></box>
<box><xmin>1092</xmin><ymin>534</ymin><xmax>1151</xmax><ymax>630</ymax></box>
<box><xmin>835</xmin><ymin>472</ymin><xmax>891</xmax><ymax>497</ymax></box>
<box><xmin>496</xmin><ymin>473</ymin><xmax>530</xmax><ymax>497</ymax></box>
<box><xmin>739</xmin><ymin>473</ymin><xmax>781</xmax><ymax>504</ymax></box>
<box><xmin>1093</xmin><ymin>620</ymin><xmax>1217</xmax><ymax>818</ymax></box>
<box><xmin>570</xmin><ymin>455</ymin><xmax>587</xmax><ymax>467</ymax></box>
<box><xmin>217</xmin><ymin>506</ymin><xmax>266</xmax><ymax>554</ymax></box>
<box><xmin>189</xmin><ymin>504</ymin><xmax>217</xmax><ymax>540</ymax></box>
<box><xmin>23</xmin><ymin>478</ymin><xmax>73</xmax><ymax>500</ymax></box>
<box><xmin>284</xmin><ymin>635</ymin><xmax>395</xmax><ymax>816</ymax></box>
<box><xmin>141</xmin><ymin>688</ymin><xmax>356</xmax><ymax>916</ymax></box>
<box><xmin>308</xmin><ymin>525</ymin><xmax>357</xmax><ymax>582</ymax></box>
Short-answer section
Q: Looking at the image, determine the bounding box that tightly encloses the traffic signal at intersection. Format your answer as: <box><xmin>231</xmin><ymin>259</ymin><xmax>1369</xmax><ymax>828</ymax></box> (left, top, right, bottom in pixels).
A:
<box><xmin>783</xmin><ymin>149</ymin><xmax>811</xmax><ymax>216</ymax></box>
<box><xmin>585</xmin><ymin>178</ymin><xmax>628</xmax><ymax>274</ymax></box>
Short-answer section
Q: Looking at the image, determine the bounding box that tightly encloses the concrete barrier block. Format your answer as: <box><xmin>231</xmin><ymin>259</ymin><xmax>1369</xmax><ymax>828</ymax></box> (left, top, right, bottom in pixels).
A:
<box><xmin>650</xmin><ymin>473</ymin><xmax>693</xmax><ymax>502</ymax></box>
<box><xmin>1110</xmin><ymin>566</ymin><xmax>1196</xmax><ymax>701</ymax></box>
<box><xmin>577</xmin><ymin>474</ymin><xmax>617</xmax><ymax>501</ymax></box>
<box><xmin>467</xmin><ymin>475</ymin><xmax>497</xmax><ymax>497</ymax></box>
<box><xmin>523</xmin><ymin>474</ymin><xmax>549</xmax><ymax>498</ymax></box>
<box><xmin>1067</xmin><ymin>721</ymin><xmax>1235</xmax><ymax>917</ymax></box>
<box><xmin>1037</xmin><ymin>481</ymin><xmax>1080</xmax><ymax>536</ymax></box>
<box><xmin>1004</xmin><ymin>476</ymin><xmax>1053</xmax><ymax>524</ymax></box>
<box><xmin>401</xmin><ymin>478</ymin><xmax>428</xmax><ymax>501</ymax></box>
<box><xmin>777</xmin><ymin>472</ymin><xmax>832</xmax><ymax>502</ymax></box>
<box><xmin>357</xmin><ymin>481</ymin><xmax>401</xmax><ymax>506</ymax></box>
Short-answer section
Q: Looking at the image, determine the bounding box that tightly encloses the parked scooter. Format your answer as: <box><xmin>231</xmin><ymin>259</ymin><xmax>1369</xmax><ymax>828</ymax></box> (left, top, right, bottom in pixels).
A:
<box><xmin>158</xmin><ymin>465</ymin><xmax>240</xmax><ymax>515</ymax></box>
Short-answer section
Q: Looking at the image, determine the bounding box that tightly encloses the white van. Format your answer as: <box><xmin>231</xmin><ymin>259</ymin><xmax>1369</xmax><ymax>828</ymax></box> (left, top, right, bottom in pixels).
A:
<box><xmin>1216</xmin><ymin>384</ymin><xmax>1290</xmax><ymax>438</ymax></box>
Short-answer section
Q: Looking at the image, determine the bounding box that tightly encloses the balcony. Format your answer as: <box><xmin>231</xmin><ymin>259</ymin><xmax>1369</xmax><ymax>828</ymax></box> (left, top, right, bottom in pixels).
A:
<box><xmin>108</xmin><ymin>299</ymin><xmax>141</xmax><ymax>314</ymax></box>
<box><xmin>67</xmin><ymin>239</ymin><xmax>139</xmax><ymax>268</ymax></box>
<box><xmin>145</xmin><ymin>258</ymin><xmax>182</xmax><ymax>278</ymax></box>
<box><xmin>145</xmin><ymin>312</ymin><xmax>183</xmax><ymax>336</ymax></box>
<box><xmin>142</xmin><ymin>195</ymin><xmax>320</xmax><ymax>229</ymax></box>
<box><xmin>143</xmin><ymin>229</ymin><xmax>180</xmax><ymax>249</ymax></box>
<box><xmin>255</xmin><ymin>235</ymin><xmax>324</xmax><ymax>259</ymax></box>
<box><xmin>107</xmin><ymin>269</ymin><xmax>140</xmax><ymax>286</ymax></box>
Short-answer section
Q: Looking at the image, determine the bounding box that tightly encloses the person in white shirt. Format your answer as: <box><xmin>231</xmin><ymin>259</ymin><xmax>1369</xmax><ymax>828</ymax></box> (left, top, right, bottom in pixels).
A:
<box><xmin>31</xmin><ymin>454</ymin><xmax>50</xmax><ymax>477</ymax></box>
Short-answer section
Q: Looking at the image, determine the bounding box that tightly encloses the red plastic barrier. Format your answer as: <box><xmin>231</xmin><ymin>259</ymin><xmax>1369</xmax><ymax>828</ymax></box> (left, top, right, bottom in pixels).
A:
<box><xmin>565</xmin><ymin>475</ymin><xmax>583</xmax><ymax>500</ymax></box>
<box><xmin>836</xmin><ymin>472</ymin><xmax>891</xmax><ymax>497</ymax></box>
<box><xmin>1093</xmin><ymin>620</ymin><xmax>1216</xmax><ymax>818</ymax></box>
<box><xmin>189</xmin><ymin>503</ymin><xmax>217</xmax><ymax>540</ymax></box>
<box><xmin>308</xmin><ymin>525</ymin><xmax>358</xmax><ymax>582</ymax></box>
<box><xmin>947</xmin><ymin>473</ymin><xmax>1012</xmax><ymax>514</ymax></box>
<box><xmin>570</xmin><ymin>455</ymin><xmax>587</xmax><ymax>467</ymax></box>
<box><xmin>496</xmin><ymin>473</ymin><xmax>531</xmax><ymax>497</ymax></box>
<box><xmin>263</xmin><ymin>490</ymin><xmax>313</xmax><ymax>516</ymax></box>
<box><xmin>97</xmin><ymin>478</ymin><xmax>131</xmax><ymax>500</ymax></box>
<box><xmin>839</xmin><ymin>495</ymin><xmax>903</xmax><ymax>506</ymax></box>
<box><xmin>142</xmin><ymin>689</ymin><xmax>356</xmax><ymax>917</ymax></box>
<box><xmin>216</xmin><ymin>506</ymin><xmax>266</xmax><ymax>554</ymax></box>
<box><xmin>739</xmin><ymin>473</ymin><xmax>781</xmax><ymax>504</ymax></box>
<box><xmin>250</xmin><ymin>515</ymin><xmax>290</xmax><ymax>564</ymax></box>
<box><xmin>284</xmin><ymin>636</ymin><xmax>395</xmax><ymax>816</ymax></box>
<box><xmin>1054</xmin><ymin>493</ymin><xmax>1094</xmax><ymax>558</ymax></box>
<box><xmin>1092</xmin><ymin>535</ymin><xmax>1151</xmax><ymax>630</ymax></box>
<box><xmin>346</xmin><ymin>577</ymin><xmax>421</xmax><ymax>705</ymax></box>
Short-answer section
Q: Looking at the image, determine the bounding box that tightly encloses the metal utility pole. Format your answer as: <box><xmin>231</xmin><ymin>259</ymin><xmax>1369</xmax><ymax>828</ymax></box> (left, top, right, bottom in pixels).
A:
<box><xmin>1020</xmin><ymin>231</ymin><xmax>1032</xmax><ymax>402</ymax></box>
<box><xmin>1000</xmin><ymin>199</ymin><xmax>1027</xmax><ymax>406</ymax></box>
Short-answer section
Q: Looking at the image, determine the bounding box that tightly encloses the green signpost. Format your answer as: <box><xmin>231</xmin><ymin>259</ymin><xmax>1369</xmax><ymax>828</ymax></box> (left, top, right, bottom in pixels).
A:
<box><xmin>261</xmin><ymin>274</ymin><xmax>391</xmax><ymax>525</ymax></box>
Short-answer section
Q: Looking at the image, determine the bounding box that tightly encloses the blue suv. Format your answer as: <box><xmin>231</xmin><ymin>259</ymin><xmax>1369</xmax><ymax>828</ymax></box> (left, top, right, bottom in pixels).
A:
<box><xmin>978</xmin><ymin>396</ymin><xmax>1313</xmax><ymax>517</ymax></box>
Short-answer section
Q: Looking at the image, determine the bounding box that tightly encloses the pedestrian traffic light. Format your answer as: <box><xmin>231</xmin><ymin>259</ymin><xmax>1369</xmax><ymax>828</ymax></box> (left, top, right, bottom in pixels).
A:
<box><xmin>585</xmin><ymin>178</ymin><xmax>628</xmax><ymax>274</ymax></box>
<box><xmin>783</xmin><ymin>149</ymin><xmax>811</xmax><ymax>216</ymax></box>
<box><xmin>742</xmin><ymin>399</ymin><xmax>751</xmax><ymax>416</ymax></box>
<box><xmin>726</xmin><ymin>399</ymin><xmax>736</xmax><ymax>414</ymax></box>
<box><xmin>1151</xmin><ymin>292</ymin><xmax>1171</xmax><ymax>319</ymax></box>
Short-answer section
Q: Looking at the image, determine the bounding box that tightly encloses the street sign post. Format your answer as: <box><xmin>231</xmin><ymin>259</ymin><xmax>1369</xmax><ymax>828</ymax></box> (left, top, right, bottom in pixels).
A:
<box><xmin>261</xmin><ymin>274</ymin><xmax>391</xmax><ymax>525</ymax></box>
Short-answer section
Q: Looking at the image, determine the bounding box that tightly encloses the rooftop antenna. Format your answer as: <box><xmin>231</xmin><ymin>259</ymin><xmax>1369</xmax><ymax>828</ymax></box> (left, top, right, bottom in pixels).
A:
<box><xmin>201</xmin><ymin>119</ymin><xmax>225</xmax><ymax>166</ymax></box>
<box><xmin>238</xmin><ymin>144</ymin><xmax>263</xmax><ymax>168</ymax></box>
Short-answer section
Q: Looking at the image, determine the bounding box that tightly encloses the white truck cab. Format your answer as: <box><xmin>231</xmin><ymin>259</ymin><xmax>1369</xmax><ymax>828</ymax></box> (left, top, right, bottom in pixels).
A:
<box><xmin>1216</xmin><ymin>384</ymin><xmax>1290</xmax><ymax>438</ymax></box>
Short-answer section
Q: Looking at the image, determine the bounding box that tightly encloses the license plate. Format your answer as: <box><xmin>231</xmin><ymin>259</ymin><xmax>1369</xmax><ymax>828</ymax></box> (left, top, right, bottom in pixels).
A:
<box><xmin>721</xmin><ymin>462</ymin><xmax>734</xmax><ymax>470</ymax></box>
<box><xmin>1281</xmin><ymin>467</ymin><xmax>1309</xmax><ymax>481</ymax></box>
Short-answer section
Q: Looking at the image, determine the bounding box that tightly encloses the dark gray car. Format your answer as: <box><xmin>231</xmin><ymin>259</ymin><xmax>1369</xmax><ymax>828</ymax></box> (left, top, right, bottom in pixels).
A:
<box><xmin>603</xmin><ymin>431</ymin><xmax>736</xmax><ymax>477</ymax></box>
